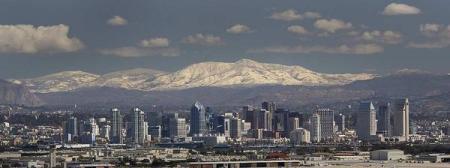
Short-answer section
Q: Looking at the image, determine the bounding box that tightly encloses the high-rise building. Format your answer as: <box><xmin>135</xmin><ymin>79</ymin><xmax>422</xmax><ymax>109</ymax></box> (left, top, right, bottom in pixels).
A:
<box><xmin>287</xmin><ymin>117</ymin><xmax>299</xmax><ymax>134</ymax></box>
<box><xmin>392</xmin><ymin>98</ymin><xmax>410</xmax><ymax>137</ymax></box>
<box><xmin>131</xmin><ymin>107</ymin><xmax>146</xmax><ymax>145</ymax></box>
<box><xmin>258</xmin><ymin>109</ymin><xmax>272</xmax><ymax>131</ymax></box>
<box><xmin>290</xmin><ymin>128</ymin><xmax>311</xmax><ymax>144</ymax></box>
<box><xmin>310</xmin><ymin>113</ymin><xmax>321</xmax><ymax>142</ymax></box>
<box><xmin>335</xmin><ymin>113</ymin><xmax>345</xmax><ymax>132</ymax></box>
<box><xmin>147</xmin><ymin>111</ymin><xmax>162</xmax><ymax>127</ymax></box>
<box><xmin>64</xmin><ymin>116</ymin><xmax>78</xmax><ymax>143</ymax></box>
<box><xmin>230</xmin><ymin>118</ymin><xmax>242</xmax><ymax>139</ymax></box>
<box><xmin>149</xmin><ymin>126</ymin><xmax>162</xmax><ymax>141</ymax></box>
<box><xmin>273</xmin><ymin>108</ymin><xmax>289</xmax><ymax>132</ymax></box>
<box><xmin>163</xmin><ymin>113</ymin><xmax>187</xmax><ymax>139</ymax></box>
<box><xmin>190</xmin><ymin>101</ymin><xmax>207</xmax><ymax>136</ymax></box>
<box><xmin>357</xmin><ymin>102</ymin><xmax>377</xmax><ymax>140</ymax></box>
<box><xmin>111</xmin><ymin>108</ymin><xmax>123</xmax><ymax>144</ymax></box>
<box><xmin>175</xmin><ymin>118</ymin><xmax>187</xmax><ymax>138</ymax></box>
<box><xmin>261</xmin><ymin>102</ymin><xmax>275</xmax><ymax>131</ymax></box>
<box><xmin>316</xmin><ymin>108</ymin><xmax>335</xmax><ymax>141</ymax></box>
<box><xmin>100</xmin><ymin>125</ymin><xmax>111</xmax><ymax>140</ymax></box>
<box><xmin>243</xmin><ymin>106</ymin><xmax>259</xmax><ymax>130</ymax></box>
<box><xmin>262</xmin><ymin>101</ymin><xmax>276</xmax><ymax>112</ymax></box>
<box><xmin>377</xmin><ymin>102</ymin><xmax>391</xmax><ymax>136</ymax></box>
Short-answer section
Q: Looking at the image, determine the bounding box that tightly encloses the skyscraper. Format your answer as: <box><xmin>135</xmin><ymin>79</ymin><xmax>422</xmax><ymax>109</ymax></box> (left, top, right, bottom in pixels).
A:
<box><xmin>392</xmin><ymin>98</ymin><xmax>410</xmax><ymax>137</ymax></box>
<box><xmin>111</xmin><ymin>108</ymin><xmax>123</xmax><ymax>144</ymax></box>
<box><xmin>335</xmin><ymin>113</ymin><xmax>346</xmax><ymax>132</ymax></box>
<box><xmin>310</xmin><ymin>113</ymin><xmax>321</xmax><ymax>142</ymax></box>
<box><xmin>316</xmin><ymin>108</ymin><xmax>335</xmax><ymax>141</ymax></box>
<box><xmin>258</xmin><ymin>109</ymin><xmax>272</xmax><ymax>131</ymax></box>
<box><xmin>230</xmin><ymin>118</ymin><xmax>242</xmax><ymax>139</ymax></box>
<box><xmin>377</xmin><ymin>102</ymin><xmax>391</xmax><ymax>137</ymax></box>
<box><xmin>163</xmin><ymin>113</ymin><xmax>187</xmax><ymax>138</ymax></box>
<box><xmin>261</xmin><ymin>102</ymin><xmax>275</xmax><ymax>131</ymax></box>
<box><xmin>357</xmin><ymin>102</ymin><xmax>377</xmax><ymax>140</ymax></box>
<box><xmin>64</xmin><ymin>116</ymin><xmax>78</xmax><ymax>143</ymax></box>
<box><xmin>131</xmin><ymin>107</ymin><xmax>146</xmax><ymax>145</ymax></box>
<box><xmin>190</xmin><ymin>101</ymin><xmax>207</xmax><ymax>136</ymax></box>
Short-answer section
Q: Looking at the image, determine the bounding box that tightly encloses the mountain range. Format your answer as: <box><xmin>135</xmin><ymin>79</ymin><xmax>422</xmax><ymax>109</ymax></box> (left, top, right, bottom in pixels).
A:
<box><xmin>11</xmin><ymin>59</ymin><xmax>375</xmax><ymax>93</ymax></box>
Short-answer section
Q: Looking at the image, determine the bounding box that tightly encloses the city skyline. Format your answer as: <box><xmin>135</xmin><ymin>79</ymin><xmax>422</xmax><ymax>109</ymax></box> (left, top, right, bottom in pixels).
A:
<box><xmin>1</xmin><ymin>0</ymin><xmax>450</xmax><ymax>79</ymax></box>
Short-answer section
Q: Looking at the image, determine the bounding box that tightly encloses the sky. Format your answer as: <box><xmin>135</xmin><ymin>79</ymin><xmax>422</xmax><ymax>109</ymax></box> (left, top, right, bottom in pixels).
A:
<box><xmin>1</xmin><ymin>0</ymin><xmax>450</xmax><ymax>78</ymax></box>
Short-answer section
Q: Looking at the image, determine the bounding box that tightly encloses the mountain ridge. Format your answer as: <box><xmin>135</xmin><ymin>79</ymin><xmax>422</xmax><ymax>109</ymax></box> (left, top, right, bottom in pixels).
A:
<box><xmin>12</xmin><ymin>59</ymin><xmax>376</xmax><ymax>93</ymax></box>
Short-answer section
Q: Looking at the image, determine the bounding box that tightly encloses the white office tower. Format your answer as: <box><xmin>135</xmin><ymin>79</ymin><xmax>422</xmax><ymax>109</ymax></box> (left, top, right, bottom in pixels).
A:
<box><xmin>111</xmin><ymin>108</ymin><xmax>123</xmax><ymax>144</ymax></box>
<box><xmin>88</xmin><ymin>118</ymin><xmax>99</xmax><ymax>136</ymax></box>
<box><xmin>131</xmin><ymin>107</ymin><xmax>146</xmax><ymax>145</ymax></box>
<box><xmin>290</xmin><ymin>128</ymin><xmax>311</xmax><ymax>144</ymax></box>
<box><xmin>392</xmin><ymin>98</ymin><xmax>410</xmax><ymax>138</ymax></box>
<box><xmin>176</xmin><ymin>118</ymin><xmax>187</xmax><ymax>138</ymax></box>
<box><xmin>357</xmin><ymin>102</ymin><xmax>377</xmax><ymax>140</ymax></box>
<box><xmin>316</xmin><ymin>108</ymin><xmax>335</xmax><ymax>141</ymax></box>
<box><xmin>310</xmin><ymin>113</ymin><xmax>321</xmax><ymax>142</ymax></box>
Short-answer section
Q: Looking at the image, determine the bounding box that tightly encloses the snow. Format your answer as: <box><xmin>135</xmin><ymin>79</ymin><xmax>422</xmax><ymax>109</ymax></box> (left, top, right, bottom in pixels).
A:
<box><xmin>15</xmin><ymin>59</ymin><xmax>376</xmax><ymax>93</ymax></box>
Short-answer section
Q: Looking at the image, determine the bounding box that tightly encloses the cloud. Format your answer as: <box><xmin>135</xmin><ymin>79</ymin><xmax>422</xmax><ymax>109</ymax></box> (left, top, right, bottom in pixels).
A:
<box><xmin>100</xmin><ymin>47</ymin><xmax>179</xmax><ymax>57</ymax></box>
<box><xmin>226</xmin><ymin>24</ymin><xmax>252</xmax><ymax>34</ymax></box>
<box><xmin>139</xmin><ymin>37</ymin><xmax>169</xmax><ymax>48</ymax></box>
<box><xmin>361</xmin><ymin>30</ymin><xmax>402</xmax><ymax>44</ymax></box>
<box><xmin>107</xmin><ymin>16</ymin><xmax>128</xmax><ymax>26</ymax></box>
<box><xmin>249</xmin><ymin>43</ymin><xmax>383</xmax><ymax>55</ymax></box>
<box><xmin>407</xmin><ymin>42</ymin><xmax>450</xmax><ymax>49</ymax></box>
<box><xmin>182</xmin><ymin>33</ymin><xmax>224</xmax><ymax>46</ymax></box>
<box><xmin>408</xmin><ymin>24</ymin><xmax>450</xmax><ymax>48</ymax></box>
<box><xmin>382</xmin><ymin>3</ymin><xmax>421</xmax><ymax>15</ymax></box>
<box><xmin>287</xmin><ymin>25</ymin><xmax>309</xmax><ymax>35</ymax></box>
<box><xmin>303</xmin><ymin>12</ymin><xmax>322</xmax><ymax>19</ymax></box>
<box><xmin>101</xmin><ymin>37</ymin><xmax>178</xmax><ymax>57</ymax></box>
<box><xmin>314</xmin><ymin>19</ymin><xmax>352</xmax><ymax>33</ymax></box>
<box><xmin>0</xmin><ymin>24</ymin><xmax>83</xmax><ymax>54</ymax></box>
<box><xmin>270</xmin><ymin>9</ymin><xmax>321</xmax><ymax>21</ymax></box>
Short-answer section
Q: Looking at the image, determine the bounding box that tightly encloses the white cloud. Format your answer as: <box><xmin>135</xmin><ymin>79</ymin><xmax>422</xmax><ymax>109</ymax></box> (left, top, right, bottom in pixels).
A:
<box><xmin>101</xmin><ymin>37</ymin><xmax>178</xmax><ymax>57</ymax></box>
<box><xmin>139</xmin><ymin>37</ymin><xmax>169</xmax><ymax>48</ymax></box>
<box><xmin>361</xmin><ymin>30</ymin><xmax>402</xmax><ymax>44</ymax></box>
<box><xmin>287</xmin><ymin>25</ymin><xmax>309</xmax><ymax>35</ymax></box>
<box><xmin>226</xmin><ymin>24</ymin><xmax>251</xmax><ymax>34</ymax></box>
<box><xmin>314</xmin><ymin>19</ymin><xmax>352</xmax><ymax>33</ymax></box>
<box><xmin>100</xmin><ymin>47</ymin><xmax>179</xmax><ymax>57</ymax></box>
<box><xmin>270</xmin><ymin>9</ymin><xmax>302</xmax><ymax>21</ymax></box>
<box><xmin>382</xmin><ymin>3</ymin><xmax>421</xmax><ymax>15</ymax></box>
<box><xmin>407</xmin><ymin>42</ymin><xmax>450</xmax><ymax>49</ymax></box>
<box><xmin>107</xmin><ymin>16</ymin><xmax>128</xmax><ymax>26</ymax></box>
<box><xmin>0</xmin><ymin>24</ymin><xmax>83</xmax><ymax>54</ymax></box>
<box><xmin>409</xmin><ymin>24</ymin><xmax>450</xmax><ymax>48</ymax></box>
<box><xmin>182</xmin><ymin>33</ymin><xmax>224</xmax><ymax>46</ymax></box>
<box><xmin>270</xmin><ymin>10</ymin><xmax>321</xmax><ymax>21</ymax></box>
<box><xmin>303</xmin><ymin>12</ymin><xmax>322</xmax><ymax>19</ymax></box>
<box><xmin>249</xmin><ymin>43</ymin><xmax>383</xmax><ymax>55</ymax></box>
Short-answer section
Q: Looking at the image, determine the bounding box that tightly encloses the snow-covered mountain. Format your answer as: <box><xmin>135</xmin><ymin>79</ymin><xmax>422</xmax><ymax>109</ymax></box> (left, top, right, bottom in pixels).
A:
<box><xmin>17</xmin><ymin>71</ymin><xmax>100</xmax><ymax>93</ymax></box>
<box><xmin>12</xmin><ymin>59</ymin><xmax>376</xmax><ymax>93</ymax></box>
<box><xmin>145</xmin><ymin>59</ymin><xmax>375</xmax><ymax>90</ymax></box>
